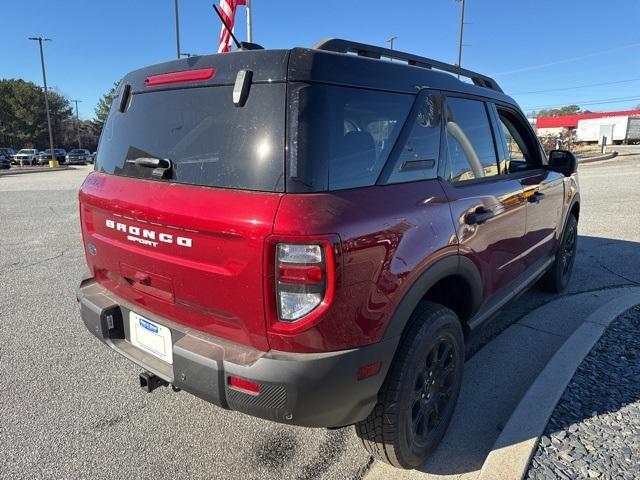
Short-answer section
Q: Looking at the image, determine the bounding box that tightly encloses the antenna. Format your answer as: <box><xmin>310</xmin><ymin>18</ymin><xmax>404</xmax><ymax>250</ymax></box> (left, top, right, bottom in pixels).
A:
<box><xmin>212</xmin><ymin>4</ymin><xmax>241</xmax><ymax>50</ymax></box>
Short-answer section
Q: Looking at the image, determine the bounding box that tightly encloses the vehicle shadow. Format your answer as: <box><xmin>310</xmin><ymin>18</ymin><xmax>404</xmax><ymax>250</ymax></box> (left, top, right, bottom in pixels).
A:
<box><xmin>412</xmin><ymin>234</ymin><xmax>640</xmax><ymax>476</ymax></box>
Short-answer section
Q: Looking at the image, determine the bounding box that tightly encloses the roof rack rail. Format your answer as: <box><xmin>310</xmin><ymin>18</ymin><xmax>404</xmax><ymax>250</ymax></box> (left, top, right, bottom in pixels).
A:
<box><xmin>313</xmin><ymin>38</ymin><xmax>503</xmax><ymax>93</ymax></box>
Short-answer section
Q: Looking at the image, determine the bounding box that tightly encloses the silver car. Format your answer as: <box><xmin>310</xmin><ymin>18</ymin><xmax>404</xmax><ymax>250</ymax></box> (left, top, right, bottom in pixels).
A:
<box><xmin>66</xmin><ymin>149</ymin><xmax>92</xmax><ymax>165</ymax></box>
<box><xmin>15</xmin><ymin>149</ymin><xmax>39</xmax><ymax>166</ymax></box>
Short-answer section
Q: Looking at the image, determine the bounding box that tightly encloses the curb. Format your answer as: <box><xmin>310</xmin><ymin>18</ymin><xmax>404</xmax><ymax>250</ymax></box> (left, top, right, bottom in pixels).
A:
<box><xmin>0</xmin><ymin>166</ymin><xmax>74</xmax><ymax>176</ymax></box>
<box><xmin>576</xmin><ymin>151</ymin><xmax>618</xmax><ymax>164</ymax></box>
<box><xmin>478</xmin><ymin>291</ymin><xmax>640</xmax><ymax>480</ymax></box>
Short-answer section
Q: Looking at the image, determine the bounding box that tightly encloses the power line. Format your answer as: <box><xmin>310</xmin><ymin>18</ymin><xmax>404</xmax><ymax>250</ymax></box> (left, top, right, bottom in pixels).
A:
<box><xmin>522</xmin><ymin>96</ymin><xmax>640</xmax><ymax>111</ymax></box>
<box><xmin>492</xmin><ymin>42</ymin><xmax>640</xmax><ymax>76</ymax></box>
<box><xmin>511</xmin><ymin>77</ymin><xmax>640</xmax><ymax>95</ymax></box>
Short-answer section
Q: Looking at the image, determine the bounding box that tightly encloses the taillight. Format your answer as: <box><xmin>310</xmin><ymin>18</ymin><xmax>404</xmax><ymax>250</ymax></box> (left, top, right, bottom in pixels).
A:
<box><xmin>264</xmin><ymin>236</ymin><xmax>338</xmax><ymax>337</ymax></box>
<box><xmin>276</xmin><ymin>244</ymin><xmax>325</xmax><ymax>321</ymax></box>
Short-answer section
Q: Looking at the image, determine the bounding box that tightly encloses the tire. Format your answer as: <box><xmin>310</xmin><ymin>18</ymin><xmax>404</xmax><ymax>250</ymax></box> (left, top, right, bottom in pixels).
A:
<box><xmin>538</xmin><ymin>214</ymin><xmax>578</xmax><ymax>293</ymax></box>
<box><xmin>355</xmin><ymin>301</ymin><xmax>464</xmax><ymax>469</ymax></box>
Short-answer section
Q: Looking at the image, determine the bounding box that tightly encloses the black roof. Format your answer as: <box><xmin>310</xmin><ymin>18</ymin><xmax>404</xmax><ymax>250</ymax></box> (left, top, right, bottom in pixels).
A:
<box><xmin>121</xmin><ymin>38</ymin><xmax>516</xmax><ymax>106</ymax></box>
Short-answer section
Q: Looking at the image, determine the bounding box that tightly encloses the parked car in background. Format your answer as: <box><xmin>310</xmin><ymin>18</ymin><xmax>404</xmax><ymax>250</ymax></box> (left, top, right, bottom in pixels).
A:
<box><xmin>0</xmin><ymin>148</ymin><xmax>15</xmax><ymax>168</ymax></box>
<box><xmin>66</xmin><ymin>149</ymin><xmax>93</xmax><ymax>165</ymax></box>
<box><xmin>15</xmin><ymin>149</ymin><xmax>39</xmax><ymax>165</ymax></box>
<box><xmin>39</xmin><ymin>148</ymin><xmax>67</xmax><ymax>165</ymax></box>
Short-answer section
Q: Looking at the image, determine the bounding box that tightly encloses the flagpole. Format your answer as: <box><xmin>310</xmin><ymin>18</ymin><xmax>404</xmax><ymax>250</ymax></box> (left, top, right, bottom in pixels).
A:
<box><xmin>246</xmin><ymin>0</ymin><xmax>253</xmax><ymax>43</ymax></box>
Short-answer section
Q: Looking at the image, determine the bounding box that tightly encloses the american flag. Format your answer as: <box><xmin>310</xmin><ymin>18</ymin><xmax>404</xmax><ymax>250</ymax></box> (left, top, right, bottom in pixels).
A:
<box><xmin>218</xmin><ymin>0</ymin><xmax>246</xmax><ymax>53</ymax></box>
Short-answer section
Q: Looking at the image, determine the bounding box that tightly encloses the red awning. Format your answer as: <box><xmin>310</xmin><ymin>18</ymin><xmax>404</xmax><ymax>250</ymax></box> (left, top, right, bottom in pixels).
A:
<box><xmin>536</xmin><ymin>109</ymin><xmax>640</xmax><ymax>128</ymax></box>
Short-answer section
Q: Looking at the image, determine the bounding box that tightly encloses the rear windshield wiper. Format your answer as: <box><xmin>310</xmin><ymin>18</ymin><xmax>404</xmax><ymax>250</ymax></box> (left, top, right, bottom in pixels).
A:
<box><xmin>133</xmin><ymin>157</ymin><xmax>173</xmax><ymax>180</ymax></box>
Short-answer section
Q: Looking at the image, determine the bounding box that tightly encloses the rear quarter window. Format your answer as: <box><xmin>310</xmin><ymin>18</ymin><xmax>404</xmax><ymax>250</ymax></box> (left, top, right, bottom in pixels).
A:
<box><xmin>287</xmin><ymin>83</ymin><xmax>413</xmax><ymax>192</ymax></box>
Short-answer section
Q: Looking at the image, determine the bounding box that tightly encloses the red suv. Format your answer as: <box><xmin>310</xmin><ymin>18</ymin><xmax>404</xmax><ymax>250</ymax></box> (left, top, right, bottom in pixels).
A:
<box><xmin>77</xmin><ymin>39</ymin><xmax>580</xmax><ymax>468</ymax></box>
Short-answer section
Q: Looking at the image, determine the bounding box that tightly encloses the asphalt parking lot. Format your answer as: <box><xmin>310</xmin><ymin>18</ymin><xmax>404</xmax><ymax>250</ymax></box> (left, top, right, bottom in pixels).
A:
<box><xmin>1</xmin><ymin>152</ymin><xmax>639</xmax><ymax>480</ymax></box>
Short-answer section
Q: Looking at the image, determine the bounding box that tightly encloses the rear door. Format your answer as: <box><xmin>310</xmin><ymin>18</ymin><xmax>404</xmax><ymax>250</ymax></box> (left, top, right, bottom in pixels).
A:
<box><xmin>80</xmin><ymin>79</ymin><xmax>286</xmax><ymax>351</ymax></box>
<box><xmin>490</xmin><ymin>104</ymin><xmax>564</xmax><ymax>267</ymax></box>
<box><xmin>439</xmin><ymin>96</ymin><xmax>527</xmax><ymax>299</ymax></box>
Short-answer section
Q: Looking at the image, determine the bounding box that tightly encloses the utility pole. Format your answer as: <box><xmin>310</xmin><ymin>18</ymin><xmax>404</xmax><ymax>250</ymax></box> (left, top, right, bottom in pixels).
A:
<box><xmin>71</xmin><ymin>99</ymin><xmax>82</xmax><ymax>149</ymax></box>
<box><xmin>387</xmin><ymin>36</ymin><xmax>397</xmax><ymax>62</ymax></box>
<box><xmin>28</xmin><ymin>36</ymin><xmax>57</xmax><ymax>168</ymax></box>
<box><xmin>246</xmin><ymin>0</ymin><xmax>253</xmax><ymax>43</ymax></box>
<box><xmin>387</xmin><ymin>36</ymin><xmax>397</xmax><ymax>51</ymax></box>
<box><xmin>456</xmin><ymin>0</ymin><xmax>466</xmax><ymax>76</ymax></box>
<box><xmin>174</xmin><ymin>0</ymin><xmax>181</xmax><ymax>59</ymax></box>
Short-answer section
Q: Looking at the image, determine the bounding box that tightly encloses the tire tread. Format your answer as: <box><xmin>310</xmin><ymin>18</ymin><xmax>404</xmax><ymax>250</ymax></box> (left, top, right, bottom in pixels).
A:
<box><xmin>355</xmin><ymin>301</ymin><xmax>462</xmax><ymax>468</ymax></box>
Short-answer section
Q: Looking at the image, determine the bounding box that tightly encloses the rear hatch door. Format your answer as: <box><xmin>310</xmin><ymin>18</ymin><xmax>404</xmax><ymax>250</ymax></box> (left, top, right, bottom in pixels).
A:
<box><xmin>80</xmin><ymin>53</ymin><xmax>288</xmax><ymax>350</ymax></box>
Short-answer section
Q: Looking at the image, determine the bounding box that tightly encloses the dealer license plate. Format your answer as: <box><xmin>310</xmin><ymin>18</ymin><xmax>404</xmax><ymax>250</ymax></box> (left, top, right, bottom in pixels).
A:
<box><xmin>129</xmin><ymin>311</ymin><xmax>173</xmax><ymax>364</ymax></box>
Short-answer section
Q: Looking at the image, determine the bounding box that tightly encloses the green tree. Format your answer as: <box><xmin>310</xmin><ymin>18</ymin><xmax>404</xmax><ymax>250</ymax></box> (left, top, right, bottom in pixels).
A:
<box><xmin>536</xmin><ymin>104</ymin><xmax>582</xmax><ymax>117</ymax></box>
<box><xmin>93</xmin><ymin>82</ymin><xmax>119</xmax><ymax>131</ymax></box>
<box><xmin>0</xmin><ymin>78</ymin><xmax>73</xmax><ymax>148</ymax></box>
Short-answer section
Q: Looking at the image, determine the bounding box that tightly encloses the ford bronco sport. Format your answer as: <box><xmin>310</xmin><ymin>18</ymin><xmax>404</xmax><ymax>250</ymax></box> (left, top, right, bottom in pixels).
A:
<box><xmin>77</xmin><ymin>39</ymin><xmax>580</xmax><ymax>468</ymax></box>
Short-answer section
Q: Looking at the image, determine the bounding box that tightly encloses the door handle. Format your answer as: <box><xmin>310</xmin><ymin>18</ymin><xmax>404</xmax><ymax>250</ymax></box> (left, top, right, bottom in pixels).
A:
<box><xmin>528</xmin><ymin>191</ymin><xmax>545</xmax><ymax>204</ymax></box>
<box><xmin>466</xmin><ymin>208</ymin><xmax>494</xmax><ymax>225</ymax></box>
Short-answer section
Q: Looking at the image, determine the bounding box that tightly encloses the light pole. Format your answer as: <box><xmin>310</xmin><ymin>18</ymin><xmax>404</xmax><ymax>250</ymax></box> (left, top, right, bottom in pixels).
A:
<box><xmin>387</xmin><ymin>36</ymin><xmax>397</xmax><ymax>62</ymax></box>
<box><xmin>71</xmin><ymin>99</ymin><xmax>82</xmax><ymax>149</ymax></box>
<box><xmin>246</xmin><ymin>0</ymin><xmax>253</xmax><ymax>43</ymax></box>
<box><xmin>28</xmin><ymin>36</ymin><xmax>57</xmax><ymax>168</ymax></box>
<box><xmin>387</xmin><ymin>36</ymin><xmax>397</xmax><ymax>51</ymax></box>
<box><xmin>456</xmin><ymin>0</ymin><xmax>466</xmax><ymax>75</ymax></box>
<box><xmin>174</xmin><ymin>0</ymin><xmax>181</xmax><ymax>59</ymax></box>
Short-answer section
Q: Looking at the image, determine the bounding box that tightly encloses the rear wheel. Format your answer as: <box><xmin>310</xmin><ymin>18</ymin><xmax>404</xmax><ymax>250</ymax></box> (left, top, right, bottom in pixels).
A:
<box><xmin>355</xmin><ymin>301</ymin><xmax>464</xmax><ymax>469</ymax></box>
<box><xmin>538</xmin><ymin>214</ymin><xmax>578</xmax><ymax>293</ymax></box>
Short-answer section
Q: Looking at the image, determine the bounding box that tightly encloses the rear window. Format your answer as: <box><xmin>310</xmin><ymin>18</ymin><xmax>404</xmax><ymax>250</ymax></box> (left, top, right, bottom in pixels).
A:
<box><xmin>287</xmin><ymin>83</ymin><xmax>413</xmax><ymax>192</ymax></box>
<box><xmin>96</xmin><ymin>84</ymin><xmax>285</xmax><ymax>192</ymax></box>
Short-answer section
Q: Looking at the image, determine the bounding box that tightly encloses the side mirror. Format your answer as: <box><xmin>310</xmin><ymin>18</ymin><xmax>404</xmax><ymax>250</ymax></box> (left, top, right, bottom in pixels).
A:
<box><xmin>548</xmin><ymin>150</ymin><xmax>577</xmax><ymax>177</ymax></box>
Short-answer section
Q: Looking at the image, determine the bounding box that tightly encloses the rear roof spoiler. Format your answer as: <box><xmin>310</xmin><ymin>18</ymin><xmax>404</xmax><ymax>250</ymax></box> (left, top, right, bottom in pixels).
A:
<box><xmin>313</xmin><ymin>38</ymin><xmax>503</xmax><ymax>93</ymax></box>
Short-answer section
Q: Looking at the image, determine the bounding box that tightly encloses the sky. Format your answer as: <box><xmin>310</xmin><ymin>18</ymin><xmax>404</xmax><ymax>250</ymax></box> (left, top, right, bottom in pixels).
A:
<box><xmin>2</xmin><ymin>0</ymin><xmax>640</xmax><ymax>120</ymax></box>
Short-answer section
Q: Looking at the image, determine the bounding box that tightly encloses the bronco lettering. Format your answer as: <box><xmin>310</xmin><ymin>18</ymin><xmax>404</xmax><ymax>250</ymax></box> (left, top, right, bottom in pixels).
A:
<box><xmin>106</xmin><ymin>219</ymin><xmax>192</xmax><ymax>247</ymax></box>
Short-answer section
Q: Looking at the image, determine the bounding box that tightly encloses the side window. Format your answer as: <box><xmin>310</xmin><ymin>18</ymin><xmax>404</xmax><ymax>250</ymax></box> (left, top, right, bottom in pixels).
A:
<box><xmin>386</xmin><ymin>94</ymin><xmax>441</xmax><ymax>184</ymax></box>
<box><xmin>496</xmin><ymin>109</ymin><xmax>540</xmax><ymax>174</ymax></box>
<box><xmin>444</xmin><ymin>97</ymin><xmax>499</xmax><ymax>183</ymax></box>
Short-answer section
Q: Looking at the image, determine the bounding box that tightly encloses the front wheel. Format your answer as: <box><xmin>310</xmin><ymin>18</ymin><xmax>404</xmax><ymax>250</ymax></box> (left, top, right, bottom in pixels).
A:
<box><xmin>538</xmin><ymin>214</ymin><xmax>578</xmax><ymax>293</ymax></box>
<box><xmin>355</xmin><ymin>301</ymin><xmax>464</xmax><ymax>469</ymax></box>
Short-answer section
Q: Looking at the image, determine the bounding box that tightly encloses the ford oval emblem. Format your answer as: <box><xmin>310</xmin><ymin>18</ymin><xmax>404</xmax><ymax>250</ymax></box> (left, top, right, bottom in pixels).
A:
<box><xmin>87</xmin><ymin>243</ymin><xmax>97</xmax><ymax>256</ymax></box>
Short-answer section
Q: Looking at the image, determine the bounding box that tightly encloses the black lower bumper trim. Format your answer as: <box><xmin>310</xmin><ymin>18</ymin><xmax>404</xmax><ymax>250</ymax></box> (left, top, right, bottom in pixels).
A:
<box><xmin>77</xmin><ymin>277</ymin><xmax>399</xmax><ymax>427</ymax></box>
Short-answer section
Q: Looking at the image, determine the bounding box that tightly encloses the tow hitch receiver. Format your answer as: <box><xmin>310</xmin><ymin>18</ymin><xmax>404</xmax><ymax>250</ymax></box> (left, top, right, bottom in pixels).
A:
<box><xmin>139</xmin><ymin>371</ymin><xmax>168</xmax><ymax>393</ymax></box>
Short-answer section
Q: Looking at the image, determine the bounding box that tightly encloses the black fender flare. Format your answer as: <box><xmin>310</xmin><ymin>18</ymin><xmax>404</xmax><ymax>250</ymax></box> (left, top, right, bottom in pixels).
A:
<box><xmin>382</xmin><ymin>255</ymin><xmax>483</xmax><ymax>341</ymax></box>
<box><xmin>559</xmin><ymin>190</ymin><xmax>580</xmax><ymax>243</ymax></box>
<box><xmin>567</xmin><ymin>191</ymin><xmax>580</xmax><ymax>220</ymax></box>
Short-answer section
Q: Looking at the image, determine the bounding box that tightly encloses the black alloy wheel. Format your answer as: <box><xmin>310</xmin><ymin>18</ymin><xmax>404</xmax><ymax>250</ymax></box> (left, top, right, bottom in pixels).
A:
<box><xmin>538</xmin><ymin>214</ymin><xmax>578</xmax><ymax>293</ymax></box>
<box><xmin>410</xmin><ymin>336</ymin><xmax>457</xmax><ymax>447</ymax></box>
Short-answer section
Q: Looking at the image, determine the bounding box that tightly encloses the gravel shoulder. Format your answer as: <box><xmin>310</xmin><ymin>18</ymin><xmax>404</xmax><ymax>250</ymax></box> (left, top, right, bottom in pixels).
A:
<box><xmin>525</xmin><ymin>305</ymin><xmax>640</xmax><ymax>480</ymax></box>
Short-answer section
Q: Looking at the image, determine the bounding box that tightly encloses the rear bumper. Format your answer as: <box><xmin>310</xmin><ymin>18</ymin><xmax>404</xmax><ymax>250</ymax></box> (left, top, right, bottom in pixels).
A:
<box><xmin>76</xmin><ymin>276</ymin><xmax>398</xmax><ymax>428</ymax></box>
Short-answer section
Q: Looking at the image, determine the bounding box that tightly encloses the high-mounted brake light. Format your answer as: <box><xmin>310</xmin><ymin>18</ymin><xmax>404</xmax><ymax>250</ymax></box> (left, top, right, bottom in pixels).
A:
<box><xmin>144</xmin><ymin>67</ymin><xmax>215</xmax><ymax>87</ymax></box>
